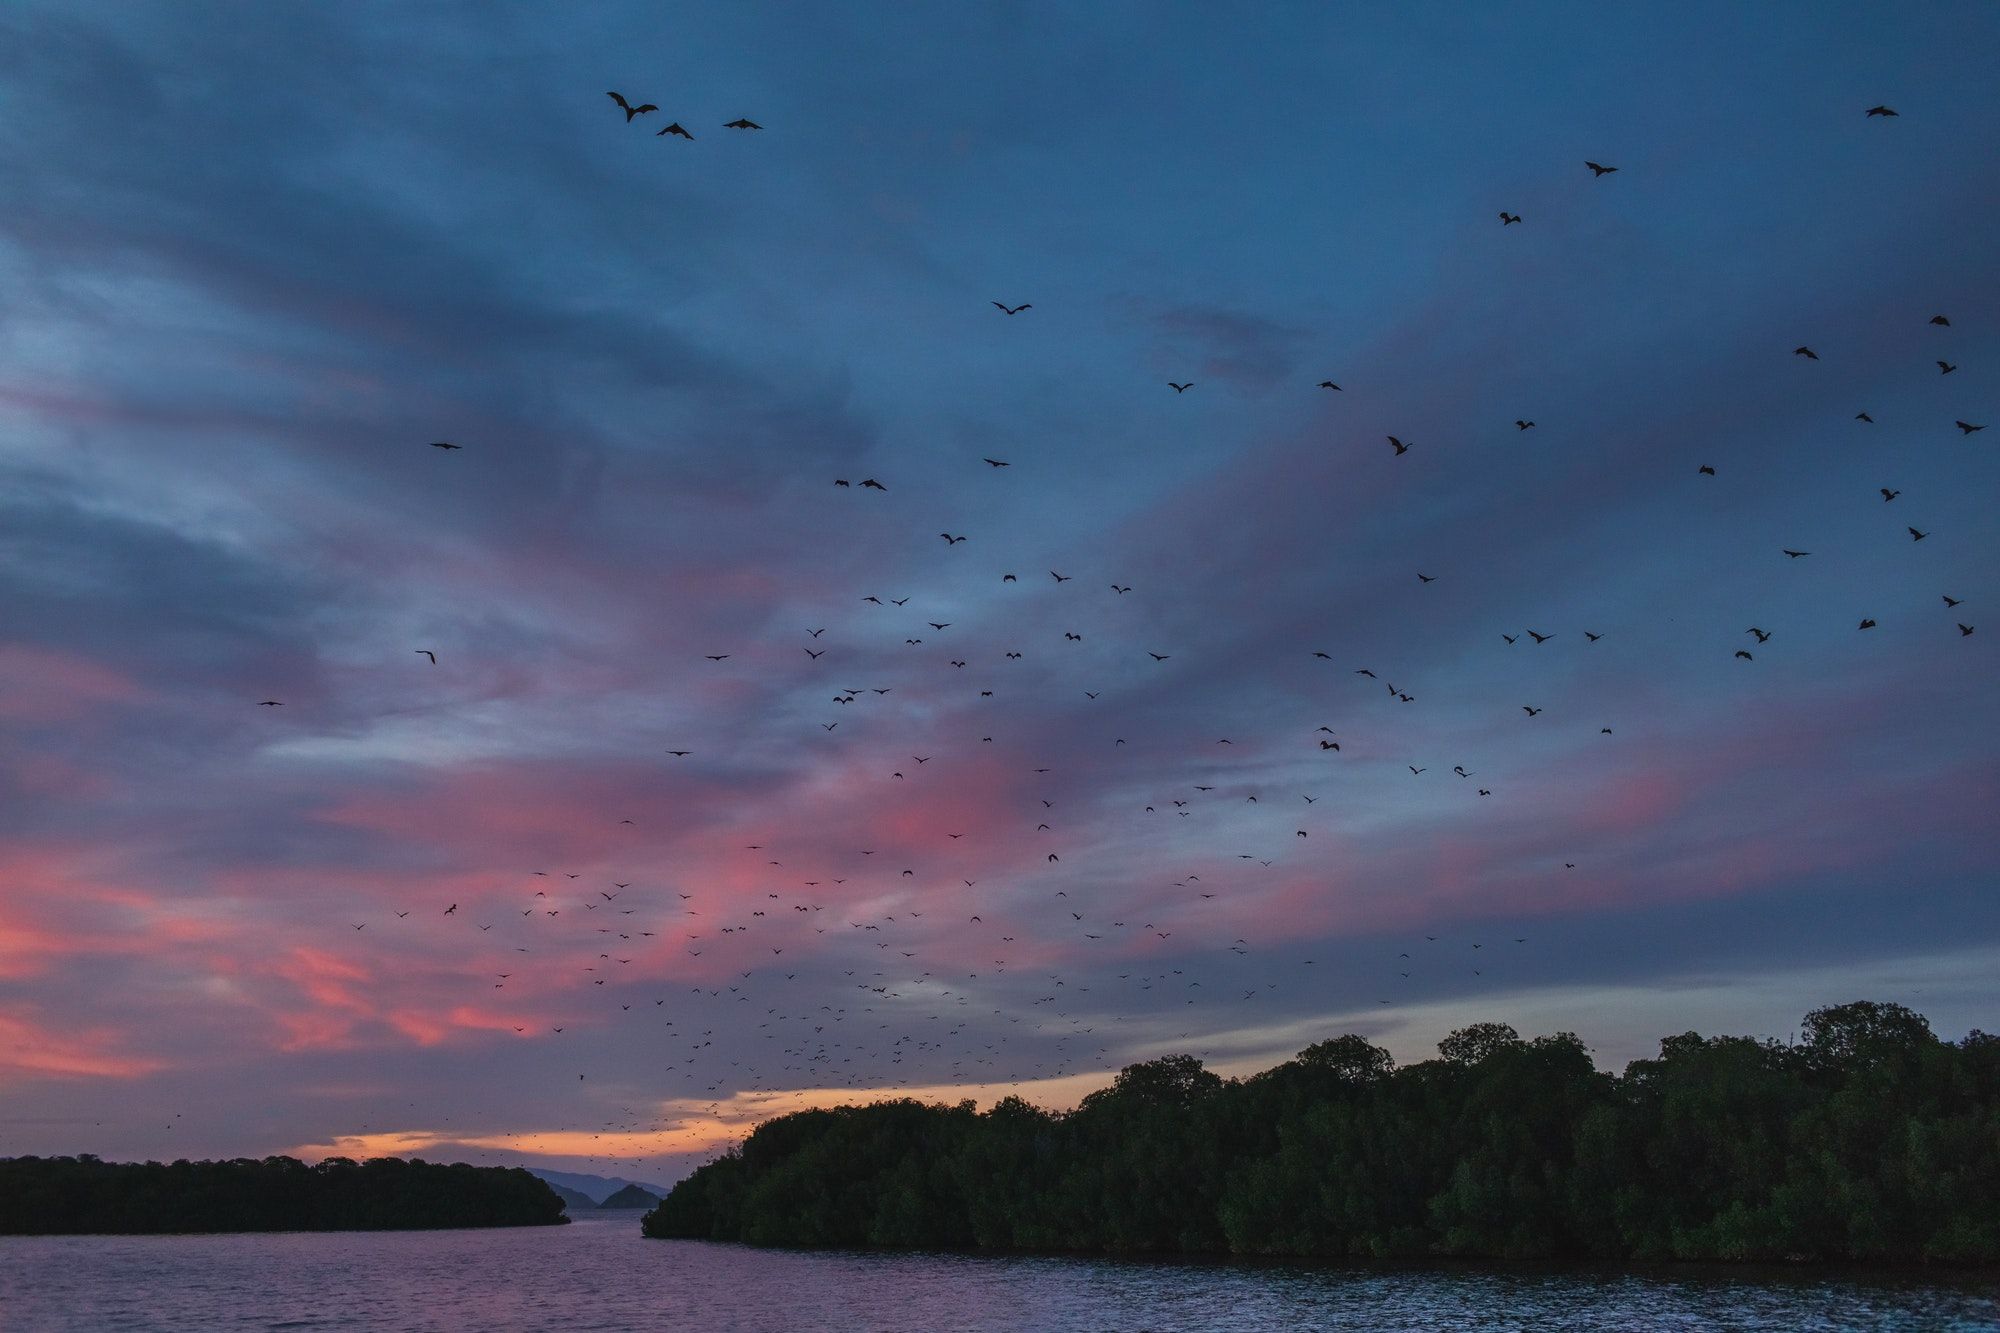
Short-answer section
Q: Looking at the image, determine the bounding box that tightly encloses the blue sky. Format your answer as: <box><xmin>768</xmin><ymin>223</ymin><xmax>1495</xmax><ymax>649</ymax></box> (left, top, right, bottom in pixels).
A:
<box><xmin>0</xmin><ymin>2</ymin><xmax>1994</xmax><ymax>1178</ymax></box>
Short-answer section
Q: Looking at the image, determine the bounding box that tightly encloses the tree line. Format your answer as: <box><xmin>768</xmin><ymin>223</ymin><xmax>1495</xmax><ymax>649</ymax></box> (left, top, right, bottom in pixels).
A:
<box><xmin>0</xmin><ymin>1154</ymin><xmax>567</xmax><ymax>1234</ymax></box>
<box><xmin>642</xmin><ymin>1001</ymin><xmax>1999</xmax><ymax>1264</ymax></box>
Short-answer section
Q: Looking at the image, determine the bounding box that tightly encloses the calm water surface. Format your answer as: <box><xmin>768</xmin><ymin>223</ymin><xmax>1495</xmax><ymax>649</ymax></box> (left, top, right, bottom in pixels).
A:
<box><xmin>1</xmin><ymin>1213</ymin><xmax>1995</xmax><ymax>1331</ymax></box>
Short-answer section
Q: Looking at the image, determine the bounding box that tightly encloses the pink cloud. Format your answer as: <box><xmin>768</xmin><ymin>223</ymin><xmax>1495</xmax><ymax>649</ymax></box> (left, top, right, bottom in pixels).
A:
<box><xmin>272</xmin><ymin>1011</ymin><xmax>360</xmax><ymax>1054</ymax></box>
<box><xmin>0</xmin><ymin>1010</ymin><xmax>165</xmax><ymax>1081</ymax></box>
<box><xmin>0</xmin><ymin>842</ymin><xmax>238</xmax><ymax>978</ymax></box>
<box><xmin>0</xmin><ymin>645</ymin><xmax>145</xmax><ymax>723</ymax></box>
<box><xmin>1</xmin><ymin>752</ymin><xmax>118</xmax><ymax>801</ymax></box>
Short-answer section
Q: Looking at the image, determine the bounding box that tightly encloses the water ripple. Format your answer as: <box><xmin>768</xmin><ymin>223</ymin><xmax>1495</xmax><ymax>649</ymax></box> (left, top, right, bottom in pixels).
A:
<box><xmin>1</xmin><ymin>1215</ymin><xmax>1995</xmax><ymax>1332</ymax></box>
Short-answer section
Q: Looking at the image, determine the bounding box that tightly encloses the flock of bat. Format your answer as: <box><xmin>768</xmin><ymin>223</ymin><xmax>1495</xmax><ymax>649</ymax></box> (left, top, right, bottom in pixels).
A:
<box><xmin>238</xmin><ymin>96</ymin><xmax>1985</xmax><ymax>1172</ymax></box>
<box><xmin>606</xmin><ymin>89</ymin><xmax>760</xmax><ymax>140</ymax></box>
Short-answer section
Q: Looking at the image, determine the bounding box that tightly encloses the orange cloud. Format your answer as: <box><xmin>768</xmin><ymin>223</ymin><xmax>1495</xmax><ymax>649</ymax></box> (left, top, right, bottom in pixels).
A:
<box><xmin>285</xmin><ymin>1067</ymin><xmax>1125</xmax><ymax>1168</ymax></box>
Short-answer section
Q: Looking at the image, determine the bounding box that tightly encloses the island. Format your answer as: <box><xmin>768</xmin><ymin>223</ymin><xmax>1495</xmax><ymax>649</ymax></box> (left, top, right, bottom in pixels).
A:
<box><xmin>0</xmin><ymin>1155</ymin><xmax>567</xmax><ymax>1235</ymax></box>
<box><xmin>643</xmin><ymin>1001</ymin><xmax>2000</xmax><ymax>1265</ymax></box>
<box><xmin>547</xmin><ymin>1182</ymin><xmax>602</xmax><ymax>1213</ymax></box>
<box><xmin>596</xmin><ymin>1183</ymin><xmax>663</xmax><ymax>1209</ymax></box>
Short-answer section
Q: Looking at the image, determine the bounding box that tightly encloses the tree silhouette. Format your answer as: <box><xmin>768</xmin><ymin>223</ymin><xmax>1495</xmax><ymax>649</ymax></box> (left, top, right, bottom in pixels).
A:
<box><xmin>0</xmin><ymin>1155</ymin><xmax>566</xmax><ymax>1235</ymax></box>
<box><xmin>642</xmin><ymin>1002</ymin><xmax>2000</xmax><ymax>1264</ymax></box>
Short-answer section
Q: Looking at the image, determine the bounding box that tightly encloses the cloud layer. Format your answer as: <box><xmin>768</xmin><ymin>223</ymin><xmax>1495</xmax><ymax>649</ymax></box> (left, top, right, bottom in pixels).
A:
<box><xmin>0</xmin><ymin>2</ymin><xmax>1995</xmax><ymax>1179</ymax></box>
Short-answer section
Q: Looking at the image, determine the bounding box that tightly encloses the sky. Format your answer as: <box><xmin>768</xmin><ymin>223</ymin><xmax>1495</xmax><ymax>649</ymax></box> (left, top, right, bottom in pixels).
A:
<box><xmin>1</xmin><ymin>2</ymin><xmax>1996</xmax><ymax>1184</ymax></box>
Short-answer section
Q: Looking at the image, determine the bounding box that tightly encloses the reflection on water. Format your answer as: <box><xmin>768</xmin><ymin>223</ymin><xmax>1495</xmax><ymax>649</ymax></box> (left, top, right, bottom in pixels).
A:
<box><xmin>1</xmin><ymin>1213</ymin><xmax>1995</xmax><ymax>1331</ymax></box>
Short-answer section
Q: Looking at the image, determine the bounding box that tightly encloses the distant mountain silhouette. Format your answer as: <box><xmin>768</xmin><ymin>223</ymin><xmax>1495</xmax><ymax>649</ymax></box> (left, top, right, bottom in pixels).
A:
<box><xmin>547</xmin><ymin>1182</ymin><xmax>599</xmax><ymax>1213</ymax></box>
<box><xmin>597</xmin><ymin>1183</ymin><xmax>662</xmax><ymax>1209</ymax></box>
<box><xmin>525</xmin><ymin>1167</ymin><xmax>672</xmax><ymax>1205</ymax></box>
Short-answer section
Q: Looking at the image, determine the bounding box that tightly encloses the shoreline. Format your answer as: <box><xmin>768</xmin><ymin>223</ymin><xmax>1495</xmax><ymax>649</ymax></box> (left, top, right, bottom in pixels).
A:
<box><xmin>639</xmin><ymin>1234</ymin><xmax>2000</xmax><ymax>1281</ymax></box>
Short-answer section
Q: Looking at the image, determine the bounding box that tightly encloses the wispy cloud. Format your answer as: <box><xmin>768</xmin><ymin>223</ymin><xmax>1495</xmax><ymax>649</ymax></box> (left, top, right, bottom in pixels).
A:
<box><xmin>0</xmin><ymin>0</ymin><xmax>1994</xmax><ymax>1178</ymax></box>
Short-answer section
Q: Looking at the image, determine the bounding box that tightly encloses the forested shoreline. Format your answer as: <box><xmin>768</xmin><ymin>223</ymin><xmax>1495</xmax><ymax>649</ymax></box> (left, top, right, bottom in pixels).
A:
<box><xmin>642</xmin><ymin>1001</ymin><xmax>2000</xmax><ymax>1265</ymax></box>
<box><xmin>0</xmin><ymin>1155</ymin><xmax>567</xmax><ymax>1234</ymax></box>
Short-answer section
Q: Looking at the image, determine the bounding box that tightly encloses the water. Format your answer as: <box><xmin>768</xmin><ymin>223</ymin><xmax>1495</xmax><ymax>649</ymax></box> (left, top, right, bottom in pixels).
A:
<box><xmin>0</xmin><ymin>1213</ymin><xmax>1994</xmax><ymax>1331</ymax></box>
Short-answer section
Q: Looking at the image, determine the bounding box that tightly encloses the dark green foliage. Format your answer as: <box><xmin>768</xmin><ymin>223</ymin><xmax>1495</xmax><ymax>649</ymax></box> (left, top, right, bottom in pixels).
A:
<box><xmin>0</xmin><ymin>1154</ymin><xmax>567</xmax><ymax>1234</ymax></box>
<box><xmin>642</xmin><ymin>1002</ymin><xmax>2000</xmax><ymax>1265</ymax></box>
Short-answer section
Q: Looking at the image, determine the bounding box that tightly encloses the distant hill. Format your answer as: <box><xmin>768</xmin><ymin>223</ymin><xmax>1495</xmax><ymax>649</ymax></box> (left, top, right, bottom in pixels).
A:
<box><xmin>547</xmin><ymin>1183</ymin><xmax>599</xmax><ymax>1213</ymax></box>
<box><xmin>525</xmin><ymin>1167</ymin><xmax>670</xmax><ymax>1205</ymax></box>
<box><xmin>597</xmin><ymin>1183</ymin><xmax>661</xmax><ymax>1209</ymax></box>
